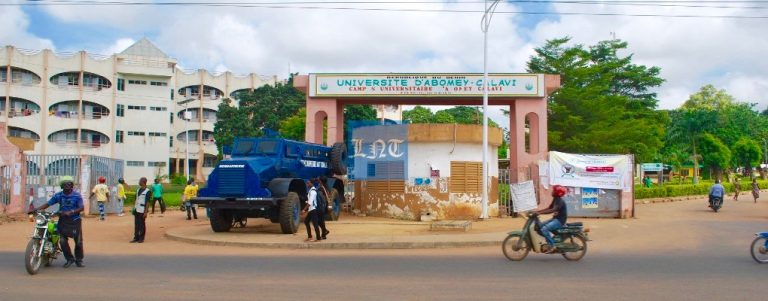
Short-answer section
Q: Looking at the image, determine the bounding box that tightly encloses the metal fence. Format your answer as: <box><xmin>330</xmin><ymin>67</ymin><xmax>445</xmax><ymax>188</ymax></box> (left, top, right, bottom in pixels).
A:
<box><xmin>26</xmin><ymin>155</ymin><xmax>124</xmax><ymax>215</ymax></box>
<box><xmin>0</xmin><ymin>164</ymin><xmax>11</xmax><ymax>206</ymax></box>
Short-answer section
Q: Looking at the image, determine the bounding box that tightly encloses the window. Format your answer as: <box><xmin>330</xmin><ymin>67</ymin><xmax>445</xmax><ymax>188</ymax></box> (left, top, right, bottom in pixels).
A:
<box><xmin>128</xmin><ymin>80</ymin><xmax>147</xmax><ymax>85</ymax></box>
<box><xmin>169</xmin><ymin>137</ymin><xmax>173</xmax><ymax>147</ymax></box>
<box><xmin>127</xmin><ymin>131</ymin><xmax>145</xmax><ymax>136</ymax></box>
<box><xmin>450</xmin><ymin>161</ymin><xmax>482</xmax><ymax>193</ymax></box>
<box><xmin>203</xmin><ymin>156</ymin><xmax>217</xmax><ymax>167</ymax></box>
<box><xmin>127</xmin><ymin>105</ymin><xmax>146</xmax><ymax>110</ymax></box>
<box><xmin>127</xmin><ymin>161</ymin><xmax>144</xmax><ymax>167</ymax></box>
<box><xmin>117</xmin><ymin>78</ymin><xmax>125</xmax><ymax>91</ymax></box>
<box><xmin>148</xmin><ymin>161</ymin><xmax>167</xmax><ymax>167</ymax></box>
<box><xmin>364</xmin><ymin>161</ymin><xmax>405</xmax><ymax>193</ymax></box>
<box><xmin>150</xmin><ymin>81</ymin><xmax>168</xmax><ymax>86</ymax></box>
<box><xmin>169</xmin><ymin>112</ymin><xmax>173</xmax><ymax>123</ymax></box>
<box><xmin>116</xmin><ymin>104</ymin><xmax>124</xmax><ymax>117</ymax></box>
<box><xmin>170</xmin><ymin>89</ymin><xmax>174</xmax><ymax>100</ymax></box>
<box><xmin>148</xmin><ymin>132</ymin><xmax>166</xmax><ymax>137</ymax></box>
<box><xmin>115</xmin><ymin>130</ymin><xmax>124</xmax><ymax>143</ymax></box>
<box><xmin>149</xmin><ymin>106</ymin><xmax>167</xmax><ymax>111</ymax></box>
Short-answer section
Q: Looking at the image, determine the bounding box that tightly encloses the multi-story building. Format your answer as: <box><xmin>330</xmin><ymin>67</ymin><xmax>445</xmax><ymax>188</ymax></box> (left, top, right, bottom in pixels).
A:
<box><xmin>1</xmin><ymin>39</ymin><xmax>277</xmax><ymax>184</ymax></box>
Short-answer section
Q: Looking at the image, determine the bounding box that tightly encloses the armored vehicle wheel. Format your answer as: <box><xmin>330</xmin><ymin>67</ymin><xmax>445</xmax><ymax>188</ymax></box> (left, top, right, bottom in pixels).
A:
<box><xmin>210</xmin><ymin>209</ymin><xmax>233</xmax><ymax>232</ymax></box>
<box><xmin>279</xmin><ymin>192</ymin><xmax>301</xmax><ymax>234</ymax></box>
<box><xmin>325</xmin><ymin>188</ymin><xmax>342</xmax><ymax>221</ymax></box>
<box><xmin>330</xmin><ymin>143</ymin><xmax>347</xmax><ymax>175</ymax></box>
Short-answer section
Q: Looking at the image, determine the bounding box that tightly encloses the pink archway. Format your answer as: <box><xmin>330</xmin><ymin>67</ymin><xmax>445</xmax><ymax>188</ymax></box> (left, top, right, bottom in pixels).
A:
<box><xmin>294</xmin><ymin>73</ymin><xmax>560</xmax><ymax>193</ymax></box>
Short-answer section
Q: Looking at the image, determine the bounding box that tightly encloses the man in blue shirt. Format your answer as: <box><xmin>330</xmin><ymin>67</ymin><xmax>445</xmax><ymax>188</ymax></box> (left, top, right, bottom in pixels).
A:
<box><xmin>709</xmin><ymin>179</ymin><xmax>725</xmax><ymax>208</ymax></box>
<box><xmin>29</xmin><ymin>176</ymin><xmax>85</xmax><ymax>268</ymax></box>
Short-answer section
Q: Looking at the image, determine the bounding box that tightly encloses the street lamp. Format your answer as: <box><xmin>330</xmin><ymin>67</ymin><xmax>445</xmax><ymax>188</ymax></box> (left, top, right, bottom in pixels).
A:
<box><xmin>480</xmin><ymin>0</ymin><xmax>502</xmax><ymax>219</ymax></box>
<box><xmin>178</xmin><ymin>98</ymin><xmax>195</xmax><ymax>182</ymax></box>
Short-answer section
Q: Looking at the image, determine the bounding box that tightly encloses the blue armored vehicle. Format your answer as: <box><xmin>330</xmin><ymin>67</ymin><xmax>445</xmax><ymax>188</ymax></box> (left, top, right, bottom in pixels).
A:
<box><xmin>192</xmin><ymin>137</ymin><xmax>347</xmax><ymax>234</ymax></box>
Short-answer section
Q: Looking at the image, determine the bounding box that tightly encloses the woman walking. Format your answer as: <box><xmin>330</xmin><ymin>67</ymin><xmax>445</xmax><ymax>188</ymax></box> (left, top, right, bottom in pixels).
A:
<box><xmin>733</xmin><ymin>178</ymin><xmax>741</xmax><ymax>201</ymax></box>
<box><xmin>752</xmin><ymin>178</ymin><xmax>760</xmax><ymax>203</ymax></box>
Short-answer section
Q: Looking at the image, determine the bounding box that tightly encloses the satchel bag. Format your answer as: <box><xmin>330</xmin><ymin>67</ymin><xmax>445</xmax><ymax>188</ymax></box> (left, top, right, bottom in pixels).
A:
<box><xmin>131</xmin><ymin>207</ymin><xmax>137</xmax><ymax>216</ymax></box>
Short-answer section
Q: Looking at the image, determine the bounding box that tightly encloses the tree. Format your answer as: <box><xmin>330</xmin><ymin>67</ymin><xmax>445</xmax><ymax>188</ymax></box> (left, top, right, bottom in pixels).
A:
<box><xmin>279</xmin><ymin>108</ymin><xmax>306</xmax><ymax>141</ymax></box>
<box><xmin>526</xmin><ymin>37</ymin><xmax>668</xmax><ymax>162</ymax></box>
<box><xmin>731</xmin><ymin>138</ymin><xmax>762</xmax><ymax>176</ymax></box>
<box><xmin>666</xmin><ymin>107</ymin><xmax>717</xmax><ymax>183</ymax></box>
<box><xmin>214</xmin><ymin>76</ymin><xmax>304</xmax><ymax>150</ymax></box>
<box><xmin>345</xmin><ymin>105</ymin><xmax>377</xmax><ymax>121</ymax></box>
<box><xmin>698</xmin><ymin>133</ymin><xmax>731</xmax><ymax>180</ymax></box>
<box><xmin>433</xmin><ymin>110</ymin><xmax>456</xmax><ymax>123</ymax></box>
<box><xmin>402</xmin><ymin>105</ymin><xmax>434</xmax><ymax>123</ymax></box>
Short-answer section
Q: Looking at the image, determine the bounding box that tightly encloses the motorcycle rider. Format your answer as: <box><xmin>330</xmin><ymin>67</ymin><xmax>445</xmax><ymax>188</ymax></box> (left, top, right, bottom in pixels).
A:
<box><xmin>709</xmin><ymin>179</ymin><xmax>725</xmax><ymax>208</ymax></box>
<box><xmin>28</xmin><ymin>176</ymin><xmax>85</xmax><ymax>268</ymax></box>
<box><xmin>535</xmin><ymin>185</ymin><xmax>568</xmax><ymax>254</ymax></box>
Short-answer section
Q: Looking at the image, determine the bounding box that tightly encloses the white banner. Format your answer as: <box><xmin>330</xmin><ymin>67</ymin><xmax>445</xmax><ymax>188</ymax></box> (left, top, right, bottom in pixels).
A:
<box><xmin>549</xmin><ymin>151</ymin><xmax>632</xmax><ymax>191</ymax></box>
<box><xmin>510</xmin><ymin>180</ymin><xmax>538</xmax><ymax>213</ymax></box>
<box><xmin>308</xmin><ymin>73</ymin><xmax>545</xmax><ymax>97</ymax></box>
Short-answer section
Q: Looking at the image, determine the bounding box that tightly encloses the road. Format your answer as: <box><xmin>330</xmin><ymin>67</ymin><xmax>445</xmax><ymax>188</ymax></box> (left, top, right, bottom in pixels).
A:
<box><xmin>0</xmin><ymin>197</ymin><xmax>765</xmax><ymax>300</ymax></box>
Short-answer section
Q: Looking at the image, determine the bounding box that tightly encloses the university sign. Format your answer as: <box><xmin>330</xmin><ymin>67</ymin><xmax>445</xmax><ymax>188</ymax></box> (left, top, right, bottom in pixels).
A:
<box><xmin>308</xmin><ymin>73</ymin><xmax>545</xmax><ymax>97</ymax></box>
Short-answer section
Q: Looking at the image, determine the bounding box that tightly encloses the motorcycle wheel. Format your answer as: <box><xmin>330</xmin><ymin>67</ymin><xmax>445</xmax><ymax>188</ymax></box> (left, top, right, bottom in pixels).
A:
<box><xmin>25</xmin><ymin>239</ymin><xmax>43</xmax><ymax>275</ymax></box>
<box><xmin>561</xmin><ymin>235</ymin><xmax>588</xmax><ymax>261</ymax></box>
<box><xmin>750</xmin><ymin>237</ymin><xmax>768</xmax><ymax>264</ymax></box>
<box><xmin>502</xmin><ymin>234</ymin><xmax>529</xmax><ymax>261</ymax></box>
<box><xmin>711</xmin><ymin>198</ymin><xmax>722</xmax><ymax>212</ymax></box>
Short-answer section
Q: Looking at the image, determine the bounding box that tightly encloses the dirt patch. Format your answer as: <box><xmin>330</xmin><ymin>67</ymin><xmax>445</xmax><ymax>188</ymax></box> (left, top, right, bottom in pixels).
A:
<box><xmin>0</xmin><ymin>213</ymin><xmax>28</xmax><ymax>225</ymax></box>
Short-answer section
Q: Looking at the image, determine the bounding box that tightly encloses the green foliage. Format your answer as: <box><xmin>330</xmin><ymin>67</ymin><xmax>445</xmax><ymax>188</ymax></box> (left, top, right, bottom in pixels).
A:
<box><xmin>169</xmin><ymin>173</ymin><xmax>188</xmax><ymax>185</ymax></box>
<box><xmin>698</xmin><ymin>133</ymin><xmax>731</xmax><ymax>177</ymax></box>
<box><xmin>526</xmin><ymin>37</ymin><xmax>667</xmax><ymax>162</ymax></box>
<box><xmin>345</xmin><ymin>105</ymin><xmax>377</xmax><ymax>121</ymax></box>
<box><xmin>214</xmin><ymin>76</ymin><xmax>304</xmax><ymax>150</ymax></box>
<box><xmin>433</xmin><ymin>110</ymin><xmax>456</xmax><ymax>123</ymax></box>
<box><xmin>731</xmin><ymin>138</ymin><xmax>762</xmax><ymax>172</ymax></box>
<box><xmin>403</xmin><ymin>105</ymin><xmax>434</xmax><ymax>123</ymax></box>
<box><xmin>634</xmin><ymin>180</ymin><xmax>768</xmax><ymax>199</ymax></box>
<box><xmin>279</xmin><ymin>108</ymin><xmax>306</xmax><ymax>140</ymax></box>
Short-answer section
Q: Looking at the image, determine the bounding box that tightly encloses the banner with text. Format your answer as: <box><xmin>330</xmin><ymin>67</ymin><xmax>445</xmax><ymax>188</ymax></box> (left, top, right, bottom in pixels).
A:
<box><xmin>309</xmin><ymin>73</ymin><xmax>545</xmax><ymax>97</ymax></box>
<box><xmin>549</xmin><ymin>151</ymin><xmax>632</xmax><ymax>191</ymax></box>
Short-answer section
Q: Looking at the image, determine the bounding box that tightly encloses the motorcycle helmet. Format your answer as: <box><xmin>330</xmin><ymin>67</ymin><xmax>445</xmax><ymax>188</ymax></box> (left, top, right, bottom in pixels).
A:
<box><xmin>98</xmin><ymin>176</ymin><xmax>106</xmax><ymax>183</ymax></box>
<box><xmin>59</xmin><ymin>176</ymin><xmax>75</xmax><ymax>189</ymax></box>
<box><xmin>551</xmin><ymin>185</ymin><xmax>567</xmax><ymax>198</ymax></box>
<box><xmin>118</xmin><ymin>178</ymin><xmax>125</xmax><ymax>184</ymax></box>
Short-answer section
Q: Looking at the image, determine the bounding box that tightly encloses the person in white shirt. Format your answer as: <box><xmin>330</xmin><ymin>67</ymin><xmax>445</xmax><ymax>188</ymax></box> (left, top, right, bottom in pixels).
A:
<box><xmin>131</xmin><ymin>177</ymin><xmax>152</xmax><ymax>243</ymax></box>
<box><xmin>303</xmin><ymin>180</ymin><xmax>321</xmax><ymax>242</ymax></box>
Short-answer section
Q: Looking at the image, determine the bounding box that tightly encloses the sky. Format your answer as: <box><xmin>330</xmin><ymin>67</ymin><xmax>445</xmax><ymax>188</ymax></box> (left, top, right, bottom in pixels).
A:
<box><xmin>2</xmin><ymin>0</ymin><xmax>767</xmax><ymax>128</ymax></box>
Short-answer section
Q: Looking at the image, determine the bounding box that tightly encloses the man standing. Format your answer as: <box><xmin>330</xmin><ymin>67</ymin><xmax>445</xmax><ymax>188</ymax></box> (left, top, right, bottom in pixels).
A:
<box><xmin>29</xmin><ymin>176</ymin><xmax>85</xmax><ymax>268</ymax></box>
<box><xmin>183</xmin><ymin>179</ymin><xmax>199</xmax><ymax>220</ymax></box>
<box><xmin>150</xmin><ymin>178</ymin><xmax>165</xmax><ymax>215</ymax></box>
<box><xmin>89</xmin><ymin>176</ymin><xmax>110</xmax><ymax>221</ymax></box>
<box><xmin>131</xmin><ymin>177</ymin><xmax>152</xmax><ymax>243</ymax></box>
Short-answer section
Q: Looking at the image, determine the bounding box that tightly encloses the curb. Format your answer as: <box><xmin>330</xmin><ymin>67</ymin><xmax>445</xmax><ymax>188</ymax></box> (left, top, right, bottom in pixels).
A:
<box><xmin>164</xmin><ymin>231</ymin><xmax>502</xmax><ymax>250</ymax></box>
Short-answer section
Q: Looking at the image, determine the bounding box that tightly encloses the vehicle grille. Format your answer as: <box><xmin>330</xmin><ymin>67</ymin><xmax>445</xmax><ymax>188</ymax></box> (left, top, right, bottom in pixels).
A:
<box><xmin>217</xmin><ymin>168</ymin><xmax>246</xmax><ymax>196</ymax></box>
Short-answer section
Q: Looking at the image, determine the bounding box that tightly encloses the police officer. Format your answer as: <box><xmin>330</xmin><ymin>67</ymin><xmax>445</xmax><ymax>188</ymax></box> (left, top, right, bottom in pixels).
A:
<box><xmin>29</xmin><ymin>176</ymin><xmax>85</xmax><ymax>268</ymax></box>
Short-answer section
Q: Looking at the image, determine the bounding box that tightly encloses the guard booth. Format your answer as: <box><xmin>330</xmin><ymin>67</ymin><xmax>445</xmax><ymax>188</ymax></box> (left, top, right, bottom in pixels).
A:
<box><xmin>26</xmin><ymin>155</ymin><xmax>124</xmax><ymax>215</ymax></box>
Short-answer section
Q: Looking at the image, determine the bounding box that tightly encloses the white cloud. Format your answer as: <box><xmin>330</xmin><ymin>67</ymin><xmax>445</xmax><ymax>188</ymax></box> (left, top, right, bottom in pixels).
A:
<box><xmin>0</xmin><ymin>6</ymin><xmax>55</xmax><ymax>50</ymax></box>
<box><xmin>11</xmin><ymin>1</ymin><xmax>768</xmax><ymax>111</ymax></box>
<box><xmin>98</xmin><ymin>38</ymin><xmax>136</xmax><ymax>55</ymax></box>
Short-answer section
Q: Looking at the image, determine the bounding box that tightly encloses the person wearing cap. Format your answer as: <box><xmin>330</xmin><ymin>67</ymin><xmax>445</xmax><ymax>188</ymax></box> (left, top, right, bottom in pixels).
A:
<box><xmin>117</xmin><ymin>178</ymin><xmax>126</xmax><ymax>216</ymax></box>
<box><xmin>89</xmin><ymin>176</ymin><xmax>110</xmax><ymax>221</ymax></box>
<box><xmin>29</xmin><ymin>176</ymin><xmax>85</xmax><ymax>268</ymax></box>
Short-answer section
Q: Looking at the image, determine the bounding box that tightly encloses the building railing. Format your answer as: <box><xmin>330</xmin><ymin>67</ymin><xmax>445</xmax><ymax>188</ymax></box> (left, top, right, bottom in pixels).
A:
<box><xmin>50</xmin><ymin>138</ymin><xmax>107</xmax><ymax>148</ymax></box>
<box><xmin>49</xmin><ymin>110</ymin><xmax>110</xmax><ymax>119</ymax></box>
<box><xmin>4</xmin><ymin>109</ymin><xmax>40</xmax><ymax>117</ymax></box>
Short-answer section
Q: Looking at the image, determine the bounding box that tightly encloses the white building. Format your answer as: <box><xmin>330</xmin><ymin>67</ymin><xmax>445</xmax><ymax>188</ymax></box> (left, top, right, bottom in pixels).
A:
<box><xmin>1</xmin><ymin>39</ymin><xmax>276</xmax><ymax>184</ymax></box>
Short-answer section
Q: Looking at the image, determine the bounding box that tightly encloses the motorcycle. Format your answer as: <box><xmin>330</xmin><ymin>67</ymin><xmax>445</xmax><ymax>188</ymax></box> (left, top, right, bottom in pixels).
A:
<box><xmin>502</xmin><ymin>212</ymin><xmax>589</xmax><ymax>261</ymax></box>
<box><xmin>750</xmin><ymin>231</ymin><xmax>768</xmax><ymax>264</ymax></box>
<box><xmin>709</xmin><ymin>196</ymin><xmax>723</xmax><ymax>212</ymax></box>
<box><xmin>24</xmin><ymin>212</ymin><xmax>61</xmax><ymax>275</ymax></box>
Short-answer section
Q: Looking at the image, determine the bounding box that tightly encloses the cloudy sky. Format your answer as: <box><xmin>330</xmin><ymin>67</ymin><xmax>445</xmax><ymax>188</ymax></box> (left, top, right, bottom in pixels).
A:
<box><xmin>2</xmin><ymin>0</ymin><xmax>767</xmax><ymax>126</ymax></box>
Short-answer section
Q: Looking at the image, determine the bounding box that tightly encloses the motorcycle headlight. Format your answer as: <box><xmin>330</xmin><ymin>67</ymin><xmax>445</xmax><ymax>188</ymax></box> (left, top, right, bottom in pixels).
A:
<box><xmin>35</xmin><ymin>215</ymin><xmax>47</xmax><ymax>226</ymax></box>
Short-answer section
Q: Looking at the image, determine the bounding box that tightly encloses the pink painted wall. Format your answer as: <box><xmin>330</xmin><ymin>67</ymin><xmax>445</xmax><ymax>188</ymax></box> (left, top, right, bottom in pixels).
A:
<box><xmin>0</xmin><ymin>122</ymin><xmax>27</xmax><ymax>215</ymax></box>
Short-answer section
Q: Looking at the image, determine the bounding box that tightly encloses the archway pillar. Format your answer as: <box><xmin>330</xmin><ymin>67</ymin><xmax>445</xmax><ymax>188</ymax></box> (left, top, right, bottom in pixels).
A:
<box><xmin>305</xmin><ymin>97</ymin><xmax>343</xmax><ymax>145</ymax></box>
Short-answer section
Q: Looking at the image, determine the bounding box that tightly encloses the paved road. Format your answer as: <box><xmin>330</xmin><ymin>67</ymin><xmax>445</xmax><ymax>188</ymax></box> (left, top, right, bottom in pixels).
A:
<box><xmin>0</xmin><ymin>198</ymin><xmax>765</xmax><ymax>300</ymax></box>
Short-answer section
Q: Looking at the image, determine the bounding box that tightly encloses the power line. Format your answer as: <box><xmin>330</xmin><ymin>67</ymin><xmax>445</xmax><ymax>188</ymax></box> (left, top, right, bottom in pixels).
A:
<box><xmin>7</xmin><ymin>0</ymin><xmax>768</xmax><ymax>19</ymax></box>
